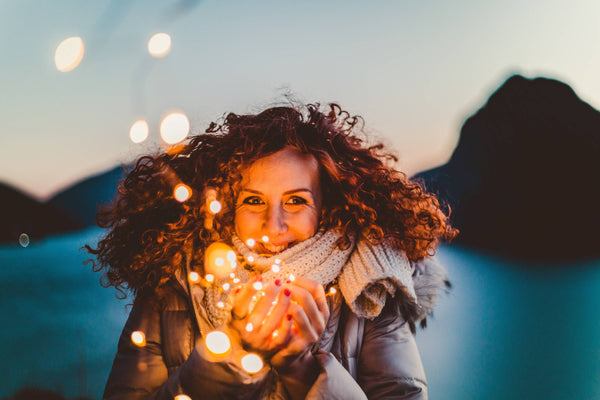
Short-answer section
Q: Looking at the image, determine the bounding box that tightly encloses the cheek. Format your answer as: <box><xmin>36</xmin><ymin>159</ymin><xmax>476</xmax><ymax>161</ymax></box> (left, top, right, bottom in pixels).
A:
<box><xmin>234</xmin><ymin>211</ymin><xmax>260</xmax><ymax>239</ymax></box>
<box><xmin>292</xmin><ymin>210</ymin><xmax>320</xmax><ymax>239</ymax></box>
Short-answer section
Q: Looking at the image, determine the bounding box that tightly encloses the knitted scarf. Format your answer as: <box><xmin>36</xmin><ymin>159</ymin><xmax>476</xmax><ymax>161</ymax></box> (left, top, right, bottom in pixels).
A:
<box><xmin>202</xmin><ymin>229</ymin><xmax>417</xmax><ymax>327</ymax></box>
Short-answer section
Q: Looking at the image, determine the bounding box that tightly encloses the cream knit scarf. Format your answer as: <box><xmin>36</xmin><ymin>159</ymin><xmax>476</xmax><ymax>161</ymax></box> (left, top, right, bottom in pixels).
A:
<box><xmin>203</xmin><ymin>229</ymin><xmax>417</xmax><ymax>327</ymax></box>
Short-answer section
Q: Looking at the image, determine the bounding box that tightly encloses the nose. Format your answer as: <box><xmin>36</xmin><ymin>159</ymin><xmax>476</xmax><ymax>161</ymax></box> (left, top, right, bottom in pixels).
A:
<box><xmin>264</xmin><ymin>204</ymin><xmax>287</xmax><ymax>237</ymax></box>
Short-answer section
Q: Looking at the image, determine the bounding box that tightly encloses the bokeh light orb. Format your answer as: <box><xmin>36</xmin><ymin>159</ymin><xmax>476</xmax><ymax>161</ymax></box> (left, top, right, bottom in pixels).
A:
<box><xmin>204</xmin><ymin>242</ymin><xmax>237</xmax><ymax>279</ymax></box>
<box><xmin>148</xmin><ymin>33</ymin><xmax>172</xmax><ymax>58</ymax></box>
<box><xmin>160</xmin><ymin>112</ymin><xmax>189</xmax><ymax>144</ymax></box>
<box><xmin>18</xmin><ymin>233</ymin><xmax>30</xmax><ymax>248</ymax></box>
<box><xmin>55</xmin><ymin>36</ymin><xmax>85</xmax><ymax>72</ymax></box>
<box><xmin>241</xmin><ymin>353</ymin><xmax>264</xmax><ymax>374</ymax></box>
<box><xmin>174</xmin><ymin>183</ymin><xmax>192</xmax><ymax>202</ymax></box>
<box><xmin>174</xmin><ymin>395</ymin><xmax>191</xmax><ymax>400</ymax></box>
<box><xmin>131</xmin><ymin>331</ymin><xmax>146</xmax><ymax>347</ymax></box>
<box><xmin>129</xmin><ymin>120</ymin><xmax>149</xmax><ymax>143</ymax></box>
<box><xmin>209</xmin><ymin>200</ymin><xmax>222</xmax><ymax>214</ymax></box>
<box><xmin>205</xmin><ymin>331</ymin><xmax>231</xmax><ymax>355</ymax></box>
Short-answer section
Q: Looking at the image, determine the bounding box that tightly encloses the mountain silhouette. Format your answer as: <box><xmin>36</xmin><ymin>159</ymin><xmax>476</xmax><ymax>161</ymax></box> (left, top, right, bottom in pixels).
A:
<box><xmin>0</xmin><ymin>183</ymin><xmax>84</xmax><ymax>245</ymax></box>
<box><xmin>47</xmin><ymin>166</ymin><xmax>128</xmax><ymax>227</ymax></box>
<box><xmin>415</xmin><ymin>75</ymin><xmax>600</xmax><ymax>262</ymax></box>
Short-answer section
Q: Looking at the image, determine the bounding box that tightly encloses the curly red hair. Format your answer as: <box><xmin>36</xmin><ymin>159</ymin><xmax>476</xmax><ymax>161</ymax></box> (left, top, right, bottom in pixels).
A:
<box><xmin>86</xmin><ymin>104</ymin><xmax>456</xmax><ymax>299</ymax></box>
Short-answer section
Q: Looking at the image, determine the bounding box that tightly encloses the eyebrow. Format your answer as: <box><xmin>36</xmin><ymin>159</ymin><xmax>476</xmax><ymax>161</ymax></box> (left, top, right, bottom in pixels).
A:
<box><xmin>240</xmin><ymin>188</ymin><xmax>314</xmax><ymax>196</ymax></box>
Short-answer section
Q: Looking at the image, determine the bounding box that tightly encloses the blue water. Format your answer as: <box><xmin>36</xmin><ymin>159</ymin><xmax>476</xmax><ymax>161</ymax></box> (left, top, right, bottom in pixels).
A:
<box><xmin>1</xmin><ymin>229</ymin><xmax>599</xmax><ymax>399</ymax></box>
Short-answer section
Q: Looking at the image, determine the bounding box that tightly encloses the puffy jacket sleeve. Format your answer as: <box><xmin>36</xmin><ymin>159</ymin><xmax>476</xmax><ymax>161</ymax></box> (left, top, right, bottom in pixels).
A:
<box><xmin>103</xmin><ymin>293</ymin><xmax>271</xmax><ymax>400</ymax></box>
<box><xmin>357</xmin><ymin>300</ymin><xmax>428</xmax><ymax>399</ymax></box>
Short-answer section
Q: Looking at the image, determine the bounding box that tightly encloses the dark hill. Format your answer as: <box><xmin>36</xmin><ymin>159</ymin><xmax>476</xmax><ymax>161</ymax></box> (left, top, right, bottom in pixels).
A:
<box><xmin>415</xmin><ymin>75</ymin><xmax>600</xmax><ymax>262</ymax></box>
<box><xmin>0</xmin><ymin>183</ymin><xmax>84</xmax><ymax>244</ymax></box>
<box><xmin>47</xmin><ymin>165</ymin><xmax>128</xmax><ymax>227</ymax></box>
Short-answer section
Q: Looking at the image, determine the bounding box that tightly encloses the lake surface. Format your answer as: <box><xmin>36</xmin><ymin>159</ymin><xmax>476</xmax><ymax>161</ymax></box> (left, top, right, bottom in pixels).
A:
<box><xmin>1</xmin><ymin>228</ymin><xmax>599</xmax><ymax>399</ymax></box>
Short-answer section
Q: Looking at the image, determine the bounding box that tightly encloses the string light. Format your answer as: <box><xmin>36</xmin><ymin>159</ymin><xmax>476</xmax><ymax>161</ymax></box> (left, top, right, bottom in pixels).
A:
<box><xmin>205</xmin><ymin>331</ymin><xmax>231</xmax><ymax>355</ymax></box>
<box><xmin>247</xmin><ymin>255</ymin><xmax>255</xmax><ymax>263</ymax></box>
<box><xmin>147</xmin><ymin>32</ymin><xmax>171</xmax><ymax>57</ymax></box>
<box><xmin>241</xmin><ymin>353</ymin><xmax>263</xmax><ymax>374</ymax></box>
<box><xmin>261</xmin><ymin>235</ymin><xmax>269</xmax><ymax>243</ymax></box>
<box><xmin>18</xmin><ymin>233</ymin><xmax>30</xmax><ymax>248</ymax></box>
<box><xmin>245</xmin><ymin>322</ymin><xmax>254</xmax><ymax>332</ymax></box>
<box><xmin>217</xmin><ymin>301</ymin><xmax>224</xmax><ymax>308</ymax></box>
<box><xmin>274</xmin><ymin>258</ymin><xmax>281</xmax><ymax>264</ymax></box>
<box><xmin>131</xmin><ymin>331</ymin><xmax>146</xmax><ymax>347</ymax></box>
<box><xmin>271</xmin><ymin>264</ymin><xmax>280</xmax><ymax>273</ymax></box>
<box><xmin>209</xmin><ymin>200</ymin><xmax>222</xmax><ymax>214</ymax></box>
<box><xmin>174</xmin><ymin>184</ymin><xmax>192</xmax><ymax>202</ymax></box>
<box><xmin>174</xmin><ymin>395</ymin><xmax>191</xmax><ymax>400</ymax></box>
<box><xmin>229</xmin><ymin>272</ymin><xmax>236</xmax><ymax>279</ymax></box>
<box><xmin>215</xmin><ymin>257</ymin><xmax>225</xmax><ymax>267</ymax></box>
<box><xmin>328</xmin><ymin>287</ymin><xmax>337</xmax><ymax>295</ymax></box>
<box><xmin>222</xmin><ymin>283</ymin><xmax>231</xmax><ymax>291</ymax></box>
<box><xmin>55</xmin><ymin>36</ymin><xmax>84</xmax><ymax>72</ymax></box>
<box><xmin>288</xmin><ymin>274</ymin><xmax>296</xmax><ymax>282</ymax></box>
<box><xmin>227</xmin><ymin>251</ymin><xmax>237</xmax><ymax>262</ymax></box>
<box><xmin>160</xmin><ymin>112</ymin><xmax>189</xmax><ymax>144</ymax></box>
<box><xmin>246</xmin><ymin>238</ymin><xmax>256</xmax><ymax>247</ymax></box>
<box><xmin>205</xmin><ymin>274</ymin><xmax>215</xmax><ymax>282</ymax></box>
<box><xmin>253</xmin><ymin>281</ymin><xmax>263</xmax><ymax>291</ymax></box>
<box><xmin>205</xmin><ymin>242</ymin><xmax>237</xmax><ymax>279</ymax></box>
<box><xmin>129</xmin><ymin>120</ymin><xmax>149</xmax><ymax>143</ymax></box>
<box><xmin>188</xmin><ymin>271</ymin><xmax>200</xmax><ymax>283</ymax></box>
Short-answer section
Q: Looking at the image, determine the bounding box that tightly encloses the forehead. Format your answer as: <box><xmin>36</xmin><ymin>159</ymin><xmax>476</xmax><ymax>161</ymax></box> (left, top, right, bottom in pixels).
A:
<box><xmin>241</xmin><ymin>147</ymin><xmax>320</xmax><ymax>190</ymax></box>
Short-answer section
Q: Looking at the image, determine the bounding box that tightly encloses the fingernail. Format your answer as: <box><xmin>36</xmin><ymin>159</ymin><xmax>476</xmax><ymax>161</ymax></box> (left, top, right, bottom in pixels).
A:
<box><xmin>285</xmin><ymin>280</ymin><xmax>291</xmax><ymax>284</ymax></box>
<box><xmin>284</xmin><ymin>288</ymin><xmax>291</xmax><ymax>297</ymax></box>
<box><xmin>275</xmin><ymin>279</ymin><xmax>282</xmax><ymax>286</ymax></box>
<box><xmin>234</xmin><ymin>287</ymin><xmax>241</xmax><ymax>295</ymax></box>
<box><xmin>286</xmin><ymin>314</ymin><xmax>292</xmax><ymax>321</ymax></box>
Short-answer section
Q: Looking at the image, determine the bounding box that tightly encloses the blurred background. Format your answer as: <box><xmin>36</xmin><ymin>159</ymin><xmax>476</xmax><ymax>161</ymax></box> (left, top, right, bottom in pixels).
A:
<box><xmin>1</xmin><ymin>1</ymin><xmax>599</xmax><ymax>399</ymax></box>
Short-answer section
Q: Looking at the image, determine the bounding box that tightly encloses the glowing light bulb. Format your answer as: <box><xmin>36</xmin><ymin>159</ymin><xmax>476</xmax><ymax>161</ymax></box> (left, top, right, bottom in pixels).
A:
<box><xmin>241</xmin><ymin>353</ymin><xmax>264</xmax><ymax>374</ymax></box>
<box><xmin>131</xmin><ymin>331</ymin><xmax>146</xmax><ymax>347</ymax></box>
<box><xmin>227</xmin><ymin>251</ymin><xmax>237</xmax><ymax>263</ymax></box>
<box><xmin>271</xmin><ymin>264</ymin><xmax>280</xmax><ymax>273</ymax></box>
<box><xmin>274</xmin><ymin>258</ymin><xmax>281</xmax><ymax>264</ymax></box>
<box><xmin>233</xmin><ymin>278</ymin><xmax>240</xmax><ymax>284</ymax></box>
<box><xmin>217</xmin><ymin>301</ymin><xmax>224</xmax><ymax>308</ymax></box>
<box><xmin>188</xmin><ymin>271</ymin><xmax>200</xmax><ymax>283</ymax></box>
<box><xmin>205</xmin><ymin>331</ymin><xmax>231</xmax><ymax>355</ymax></box>
<box><xmin>174</xmin><ymin>395</ymin><xmax>191</xmax><ymax>400</ymax></box>
<box><xmin>247</xmin><ymin>255</ymin><xmax>255</xmax><ymax>263</ymax></box>
<box><xmin>329</xmin><ymin>287</ymin><xmax>337</xmax><ymax>295</ymax></box>
<box><xmin>288</xmin><ymin>274</ymin><xmax>295</xmax><ymax>282</ymax></box>
<box><xmin>229</xmin><ymin>272</ymin><xmax>236</xmax><ymax>279</ymax></box>
<box><xmin>253</xmin><ymin>281</ymin><xmax>263</xmax><ymax>291</ymax></box>
<box><xmin>160</xmin><ymin>112</ymin><xmax>189</xmax><ymax>144</ymax></box>
<box><xmin>209</xmin><ymin>200</ymin><xmax>222</xmax><ymax>214</ymax></box>
<box><xmin>245</xmin><ymin>322</ymin><xmax>254</xmax><ymax>332</ymax></box>
<box><xmin>246</xmin><ymin>238</ymin><xmax>256</xmax><ymax>247</ymax></box>
<box><xmin>18</xmin><ymin>233</ymin><xmax>30</xmax><ymax>248</ymax></box>
<box><xmin>205</xmin><ymin>242</ymin><xmax>237</xmax><ymax>279</ymax></box>
<box><xmin>129</xmin><ymin>120</ymin><xmax>149</xmax><ymax>143</ymax></box>
<box><xmin>261</xmin><ymin>235</ymin><xmax>269</xmax><ymax>243</ymax></box>
<box><xmin>205</xmin><ymin>274</ymin><xmax>214</xmax><ymax>282</ymax></box>
<box><xmin>222</xmin><ymin>283</ymin><xmax>231</xmax><ymax>291</ymax></box>
<box><xmin>272</xmin><ymin>330</ymin><xmax>279</xmax><ymax>338</ymax></box>
<box><xmin>174</xmin><ymin>184</ymin><xmax>191</xmax><ymax>202</ymax></box>
<box><xmin>55</xmin><ymin>36</ymin><xmax>84</xmax><ymax>72</ymax></box>
<box><xmin>147</xmin><ymin>33</ymin><xmax>171</xmax><ymax>58</ymax></box>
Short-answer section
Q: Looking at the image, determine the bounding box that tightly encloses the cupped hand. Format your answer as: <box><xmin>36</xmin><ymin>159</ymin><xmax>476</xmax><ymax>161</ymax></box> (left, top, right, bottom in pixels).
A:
<box><xmin>228</xmin><ymin>277</ymin><xmax>293</xmax><ymax>357</ymax></box>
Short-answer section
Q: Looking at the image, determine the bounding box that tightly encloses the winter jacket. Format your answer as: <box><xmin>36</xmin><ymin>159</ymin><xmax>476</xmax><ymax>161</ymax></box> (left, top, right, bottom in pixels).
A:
<box><xmin>103</xmin><ymin>258</ymin><xmax>445</xmax><ymax>399</ymax></box>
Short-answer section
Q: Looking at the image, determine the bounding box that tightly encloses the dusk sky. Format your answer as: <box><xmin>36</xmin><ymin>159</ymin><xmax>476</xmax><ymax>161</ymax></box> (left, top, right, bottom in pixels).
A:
<box><xmin>2</xmin><ymin>0</ymin><xmax>599</xmax><ymax>200</ymax></box>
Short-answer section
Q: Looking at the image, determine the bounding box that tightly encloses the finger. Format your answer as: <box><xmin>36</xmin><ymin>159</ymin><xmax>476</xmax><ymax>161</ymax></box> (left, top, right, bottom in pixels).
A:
<box><xmin>269</xmin><ymin>313</ymin><xmax>294</xmax><ymax>350</ymax></box>
<box><xmin>246</xmin><ymin>280</ymin><xmax>283</xmax><ymax>332</ymax></box>
<box><xmin>287</xmin><ymin>302</ymin><xmax>319</xmax><ymax>343</ymax></box>
<box><xmin>231</xmin><ymin>277</ymin><xmax>262</xmax><ymax>321</ymax></box>
<box><xmin>287</xmin><ymin>286</ymin><xmax>326</xmax><ymax>334</ymax></box>
<box><xmin>259</xmin><ymin>285</ymin><xmax>292</xmax><ymax>336</ymax></box>
<box><xmin>290</xmin><ymin>276</ymin><xmax>329</xmax><ymax>319</ymax></box>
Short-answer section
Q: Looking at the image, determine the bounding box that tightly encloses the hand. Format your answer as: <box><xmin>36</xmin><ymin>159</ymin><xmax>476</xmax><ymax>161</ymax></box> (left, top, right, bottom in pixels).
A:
<box><xmin>228</xmin><ymin>277</ymin><xmax>293</xmax><ymax>357</ymax></box>
<box><xmin>270</xmin><ymin>276</ymin><xmax>330</xmax><ymax>370</ymax></box>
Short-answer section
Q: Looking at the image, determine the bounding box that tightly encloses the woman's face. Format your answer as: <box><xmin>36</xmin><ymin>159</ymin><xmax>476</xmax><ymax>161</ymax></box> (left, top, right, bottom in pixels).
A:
<box><xmin>234</xmin><ymin>146</ymin><xmax>322</xmax><ymax>255</ymax></box>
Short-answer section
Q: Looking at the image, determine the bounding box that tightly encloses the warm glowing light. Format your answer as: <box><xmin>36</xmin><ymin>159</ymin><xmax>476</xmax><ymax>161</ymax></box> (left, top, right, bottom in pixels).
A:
<box><xmin>274</xmin><ymin>258</ymin><xmax>281</xmax><ymax>264</ymax></box>
<box><xmin>18</xmin><ymin>233</ymin><xmax>30</xmax><ymax>248</ymax></box>
<box><xmin>205</xmin><ymin>242</ymin><xmax>236</xmax><ymax>279</ymax></box>
<box><xmin>245</xmin><ymin>322</ymin><xmax>254</xmax><ymax>332</ymax></box>
<box><xmin>246</xmin><ymin>238</ymin><xmax>256</xmax><ymax>247</ymax></box>
<box><xmin>271</xmin><ymin>264</ymin><xmax>280</xmax><ymax>273</ymax></box>
<box><xmin>329</xmin><ymin>287</ymin><xmax>337</xmax><ymax>295</ymax></box>
<box><xmin>147</xmin><ymin>32</ymin><xmax>172</xmax><ymax>57</ymax></box>
<box><xmin>288</xmin><ymin>274</ymin><xmax>296</xmax><ymax>282</ymax></box>
<box><xmin>222</xmin><ymin>283</ymin><xmax>231</xmax><ymax>291</ymax></box>
<box><xmin>262</xmin><ymin>235</ymin><xmax>269</xmax><ymax>243</ymax></box>
<box><xmin>174</xmin><ymin>395</ymin><xmax>191</xmax><ymax>400</ymax></box>
<box><xmin>217</xmin><ymin>301</ymin><xmax>224</xmax><ymax>308</ymax></box>
<box><xmin>131</xmin><ymin>331</ymin><xmax>146</xmax><ymax>347</ymax></box>
<box><xmin>229</xmin><ymin>272</ymin><xmax>236</xmax><ymax>279</ymax></box>
<box><xmin>205</xmin><ymin>274</ymin><xmax>214</xmax><ymax>282</ymax></box>
<box><xmin>227</xmin><ymin>251</ymin><xmax>237</xmax><ymax>262</ymax></box>
<box><xmin>241</xmin><ymin>353</ymin><xmax>263</xmax><ymax>374</ymax></box>
<box><xmin>55</xmin><ymin>36</ymin><xmax>84</xmax><ymax>72</ymax></box>
<box><xmin>209</xmin><ymin>200</ymin><xmax>222</xmax><ymax>214</ymax></box>
<box><xmin>205</xmin><ymin>331</ymin><xmax>231</xmax><ymax>355</ymax></box>
<box><xmin>247</xmin><ymin>255</ymin><xmax>255</xmax><ymax>263</ymax></box>
<box><xmin>233</xmin><ymin>278</ymin><xmax>240</xmax><ymax>284</ymax></box>
<box><xmin>272</xmin><ymin>330</ymin><xmax>279</xmax><ymax>338</ymax></box>
<box><xmin>160</xmin><ymin>112</ymin><xmax>189</xmax><ymax>144</ymax></box>
<box><xmin>129</xmin><ymin>120</ymin><xmax>149</xmax><ymax>143</ymax></box>
<box><xmin>188</xmin><ymin>271</ymin><xmax>200</xmax><ymax>283</ymax></box>
<box><xmin>174</xmin><ymin>183</ymin><xmax>192</xmax><ymax>202</ymax></box>
<box><xmin>253</xmin><ymin>281</ymin><xmax>263</xmax><ymax>291</ymax></box>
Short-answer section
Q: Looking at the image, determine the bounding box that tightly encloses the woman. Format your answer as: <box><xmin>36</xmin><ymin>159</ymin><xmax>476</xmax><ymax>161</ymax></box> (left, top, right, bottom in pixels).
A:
<box><xmin>87</xmin><ymin>104</ymin><xmax>456</xmax><ymax>399</ymax></box>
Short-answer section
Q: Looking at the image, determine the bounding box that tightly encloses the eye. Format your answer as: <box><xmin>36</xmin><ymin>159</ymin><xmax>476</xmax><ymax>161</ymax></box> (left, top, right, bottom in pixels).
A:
<box><xmin>242</xmin><ymin>196</ymin><xmax>264</xmax><ymax>206</ymax></box>
<box><xmin>286</xmin><ymin>196</ymin><xmax>308</xmax><ymax>206</ymax></box>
